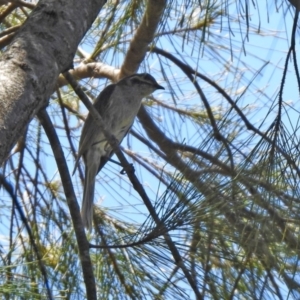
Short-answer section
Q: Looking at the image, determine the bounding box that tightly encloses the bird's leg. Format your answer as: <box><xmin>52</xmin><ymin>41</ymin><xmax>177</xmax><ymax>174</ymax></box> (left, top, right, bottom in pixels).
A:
<box><xmin>120</xmin><ymin>164</ymin><xmax>135</xmax><ymax>175</ymax></box>
<box><xmin>108</xmin><ymin>158</ymin><xmax>135</xmax><ymax>174</ymax></box>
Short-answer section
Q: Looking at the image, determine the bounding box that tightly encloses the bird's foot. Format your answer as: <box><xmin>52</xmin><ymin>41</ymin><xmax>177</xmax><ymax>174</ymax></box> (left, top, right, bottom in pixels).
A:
<box><xmin>120</xmin><ymin>163</ymin><xmax>135</xmax><ymax>175</ymax></box>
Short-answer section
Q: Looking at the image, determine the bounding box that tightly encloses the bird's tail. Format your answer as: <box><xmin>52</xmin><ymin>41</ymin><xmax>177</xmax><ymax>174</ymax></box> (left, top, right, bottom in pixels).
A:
<box><xmin>81</xmin><ymin>164</ymin><xmax>97</xmax><ymax>231</ymax></box>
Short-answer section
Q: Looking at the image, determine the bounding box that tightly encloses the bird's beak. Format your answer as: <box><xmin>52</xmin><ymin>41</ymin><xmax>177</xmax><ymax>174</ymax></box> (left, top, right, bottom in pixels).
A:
<box><xmin>156</xmin><ymin>84</ymin><xmax>165</xmax><ymax>90</ymax></box>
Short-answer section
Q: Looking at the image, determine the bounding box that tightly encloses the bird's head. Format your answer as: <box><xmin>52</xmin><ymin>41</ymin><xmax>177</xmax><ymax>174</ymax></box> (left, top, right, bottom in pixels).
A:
<box><xmin>118</xmin><ymin>73</ymin><xmax>164</xmax><ymax>97</ymax></box>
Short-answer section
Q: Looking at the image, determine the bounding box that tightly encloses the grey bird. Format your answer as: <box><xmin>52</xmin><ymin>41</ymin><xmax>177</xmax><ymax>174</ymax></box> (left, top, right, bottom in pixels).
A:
<box><xmin>73</xmin><ymin>73</ymin><xmax>164</xmax><ymax>230</ymax></box>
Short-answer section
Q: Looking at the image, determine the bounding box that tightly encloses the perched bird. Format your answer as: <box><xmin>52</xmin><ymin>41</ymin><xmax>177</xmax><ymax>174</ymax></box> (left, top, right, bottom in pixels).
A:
<box><xmin>73</xmin><ymin>73</ymin><xmax>164</xmax><ymax>230</ymax></box>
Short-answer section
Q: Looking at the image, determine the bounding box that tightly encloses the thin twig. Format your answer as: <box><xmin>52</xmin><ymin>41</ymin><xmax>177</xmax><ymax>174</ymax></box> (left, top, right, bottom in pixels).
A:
<box><xmin>0</xmin><ymin>174</ymin><xmax>53</xmax><ymax>300</ymax></box>
<box><xmin>37</xmin><ymin>109</ymin><xmax>97</xmax><ymax>300</ymax></box>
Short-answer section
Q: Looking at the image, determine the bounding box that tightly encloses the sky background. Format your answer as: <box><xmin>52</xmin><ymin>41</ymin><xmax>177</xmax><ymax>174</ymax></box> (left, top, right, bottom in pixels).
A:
<box><xmin>1</xmin><ymin>0</ymin><xmax>296</xmax><ymax>244</ymax></box>
<box><xmin>1</xmin><ymin>1</ymin><xmax>300</xmax><ymax>298</ymax></box>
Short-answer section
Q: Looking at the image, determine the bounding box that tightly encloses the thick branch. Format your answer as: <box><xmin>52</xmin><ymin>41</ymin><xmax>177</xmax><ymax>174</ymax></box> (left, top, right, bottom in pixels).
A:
<box><xmin>0</xmin><ymin>0</ymin><xmax>106</xmax><ymax>165</ymax></box>
<box><xmin>57</xmin><ymin>62</ymin><xmax>119</xmax><ymax>87</ymax></box>
<box><xmin>119</xmin><ymin>0</ymin><xmax>166</xmax><ymax>78</ymax></box>
<box><xmin>289</xmin><ymin>0</ymin><xmax>300</xmax><ymax>10</ymax></box>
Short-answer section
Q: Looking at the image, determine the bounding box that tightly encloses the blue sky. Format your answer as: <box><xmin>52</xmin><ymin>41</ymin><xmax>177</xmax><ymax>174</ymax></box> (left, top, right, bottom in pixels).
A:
<box><xmin>1</xmin><ymin>1</ymin><xmax>299</xmax><ymax>298</ymax></box>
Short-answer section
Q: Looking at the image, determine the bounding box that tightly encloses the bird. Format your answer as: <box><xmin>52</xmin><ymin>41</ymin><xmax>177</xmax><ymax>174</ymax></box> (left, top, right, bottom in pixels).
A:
<box><xmin>73</xmin><ymin>73</ymin><xmax>164</xmax><ymax>230</ymax></box>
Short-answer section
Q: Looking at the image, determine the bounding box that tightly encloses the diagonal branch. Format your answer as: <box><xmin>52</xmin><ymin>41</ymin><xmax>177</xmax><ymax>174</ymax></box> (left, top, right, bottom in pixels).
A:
<box><xmin>150</xmin><ymin>46</ymin><xmax>300</xmax><ymax>178</ymax></box>
<box><xmin>65</xmin><ymin>71</ymin><xmax>203</xmax><ymax>300</ymax></box>
<box><xmin>118</xmin><ymin>0</ymin><xmax>166</xmax><ymax>78</ymax></box>
<box><xmin>37</xmin><ymin>109</ymin><xmax>97</xmax><ymax>300</ymax></box>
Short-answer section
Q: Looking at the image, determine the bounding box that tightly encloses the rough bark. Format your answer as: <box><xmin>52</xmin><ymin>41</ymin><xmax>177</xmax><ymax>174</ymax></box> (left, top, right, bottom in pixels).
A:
<box><xmin>0</xmin><ymin>0</ymin><xmax>106</xmax><ymax>165</ymax></box>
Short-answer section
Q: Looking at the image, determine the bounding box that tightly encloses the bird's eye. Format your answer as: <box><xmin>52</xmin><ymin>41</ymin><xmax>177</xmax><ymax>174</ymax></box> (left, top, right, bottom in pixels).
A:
<box><xmin>131</xmin><ymin>77</ymin><xmax>142</xmax><ymax>85</ymax></box>
<box><xmin>127</xmin><ymin>74</ymin><xmax>157</xmax><ymax>86</ymax></box>
<box><xmin>143</xmin><ymin>74</ymin><xmax>155</xmax><ymax>82</ymax></box>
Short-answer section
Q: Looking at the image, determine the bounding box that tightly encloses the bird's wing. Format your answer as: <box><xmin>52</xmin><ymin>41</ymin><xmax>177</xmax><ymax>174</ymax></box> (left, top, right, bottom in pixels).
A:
<box><xmin>94</xmin><ymin>118</ymin><xmax>136</xmax><ymax>174</ymax></box>
<box><xmin>72</xmin><ymin>83</ymin><xmax>116</xmax><ymax>175</ymax></box>
<box><xmin>93</xmin><ymin>83</ymin><xmax>116</xmax><ymax>114</ymax></box>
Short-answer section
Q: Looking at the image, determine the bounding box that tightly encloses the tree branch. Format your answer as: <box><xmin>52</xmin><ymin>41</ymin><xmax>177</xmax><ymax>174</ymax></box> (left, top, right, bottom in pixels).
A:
<box><xmin>65</xmin><ymin>71</ymin><xmax>203</xmax><ymax>300</ymax></box>
<box><xmin>0</xmin><ymin>174</ymin><xmax>53</xmax><ymax>300</ymax></box>
<box><xmin>119</xmin><ymin>0</ymin><xmax>166</xmax><ymax>78</ymax></box>
<box><xmin>57</xmin><ymin>62</ymin><xmax>119</xmax><ymax>87</ymax></box>
<box><xmin>37</xmin><ymin>109</ymin><xmax>97</xmax><ymax>300</ymax></box>
<box><xmin>0</xmin><ymin>0</ymin><xmax>106</xmax><ymax>165</ymax></box>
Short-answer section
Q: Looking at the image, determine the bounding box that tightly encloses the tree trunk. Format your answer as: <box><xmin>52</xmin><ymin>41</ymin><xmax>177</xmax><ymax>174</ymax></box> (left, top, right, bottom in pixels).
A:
<box><xmin>0</xmin><ymin>0</ymin><xmax>106</xmax><ymax>164</ymax></box>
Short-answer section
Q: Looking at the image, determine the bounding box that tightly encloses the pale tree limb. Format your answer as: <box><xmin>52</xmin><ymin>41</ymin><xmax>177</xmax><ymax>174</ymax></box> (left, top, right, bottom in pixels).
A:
<box><xmin>57</xmin><ymin>62</ymin><xmax>119</xmax><ymax>87</ymax></box>
<box><xmin>118</xmin><ymin>0</ymin><xmax>166</xmax><ymax>79</ymax></box>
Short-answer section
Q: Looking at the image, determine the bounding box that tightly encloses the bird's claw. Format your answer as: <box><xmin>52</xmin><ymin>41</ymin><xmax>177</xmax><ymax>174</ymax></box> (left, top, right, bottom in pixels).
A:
<box><xmin>120</xmin><ymin>164</ymin><xmax>135</xmax><ymax>175</ymax></box>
